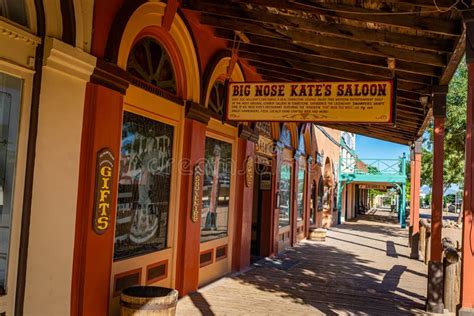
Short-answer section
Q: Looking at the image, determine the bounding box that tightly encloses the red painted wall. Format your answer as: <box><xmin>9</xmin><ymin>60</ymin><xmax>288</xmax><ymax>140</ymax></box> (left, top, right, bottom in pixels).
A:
<box><xmin>175</xmin><ymin>118</ymin><xmax>207</xmax><ymax>296</ymax></box>
<box><xmin>71</xmin><ymin>83</ymin><xmax>123</xmax><ymax>316</ymax></box>
<box><xmin>232</xmin><ymin>139</ymin><xmax>256</xmax><ymax>271</ymax></box>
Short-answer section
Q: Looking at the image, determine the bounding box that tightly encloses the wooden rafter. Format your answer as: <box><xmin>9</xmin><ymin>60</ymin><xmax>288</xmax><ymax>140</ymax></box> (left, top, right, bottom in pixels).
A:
<box><xmin>182</xmin><ymin>0</ymin><xmax>464</xmax><ymax>144</ymax></box>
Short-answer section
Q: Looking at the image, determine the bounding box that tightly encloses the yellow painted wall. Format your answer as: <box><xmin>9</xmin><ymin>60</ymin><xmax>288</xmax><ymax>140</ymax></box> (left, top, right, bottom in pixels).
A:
<box><xmin>23</xmin><ymin>38</ymin><xmax>95</xmax><ymax>316</ymax></box>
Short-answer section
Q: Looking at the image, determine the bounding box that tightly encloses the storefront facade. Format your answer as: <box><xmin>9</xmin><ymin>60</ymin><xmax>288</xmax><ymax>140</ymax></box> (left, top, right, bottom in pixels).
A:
<box><xmin>0</xmin><ymin>1</ymin><xmax>343</xmax><ymax>314</ymax></box>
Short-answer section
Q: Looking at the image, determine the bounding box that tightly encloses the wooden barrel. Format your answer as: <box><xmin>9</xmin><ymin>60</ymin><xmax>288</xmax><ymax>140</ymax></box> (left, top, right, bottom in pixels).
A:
<box><xmin>309</xmin><ymin>228</ymin><xmax>327</xmax><ymax>241</ymax></box>
<box><xmin>120</xmin><ymin>286</ymin><xmax>178</xmax><ymax>316</ymax></box>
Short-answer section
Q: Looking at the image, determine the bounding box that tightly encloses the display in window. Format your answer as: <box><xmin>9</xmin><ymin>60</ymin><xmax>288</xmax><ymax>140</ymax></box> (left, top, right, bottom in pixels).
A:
<box><xmin>278</xmin><ymin>163</ymin><xmax>291</xmax><ymax>227</ymax></box>
<box><xmin>0</xmin><ymin>73</ymin><xmax>22</xmax><ymax>293</ymax></box>
<box><xmin>201</xmin><ymin>137</ymin><xmax>232</xmax><ymax>243</ymax></box>
<box><xmin>114</xmin><ymin>111</ymin><xmax>173</xmax><ymax>261</ymax></box>
<box><xmin>297</xmin><ymin>167</ymin><xmax>305</xmax><ymax>221</ymax></box>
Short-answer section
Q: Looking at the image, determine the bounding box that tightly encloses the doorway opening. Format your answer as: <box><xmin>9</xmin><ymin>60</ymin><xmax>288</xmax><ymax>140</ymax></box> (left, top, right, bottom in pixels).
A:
<box><xmin>251</xmin><ymin>163</ymin><xmax>272</xmax><ymax>263</ymax></box>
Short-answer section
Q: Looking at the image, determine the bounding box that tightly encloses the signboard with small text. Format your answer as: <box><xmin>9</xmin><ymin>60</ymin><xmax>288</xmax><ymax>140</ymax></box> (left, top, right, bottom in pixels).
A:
<box><xmin>359</xmin><ymin>184</ymin><xmax>388</xmax><ymax>190</ymax></box>
<box><xmin>227</xmin><ymin>80</ymin><xmax>395</xmax><ymax>123</ymax></box>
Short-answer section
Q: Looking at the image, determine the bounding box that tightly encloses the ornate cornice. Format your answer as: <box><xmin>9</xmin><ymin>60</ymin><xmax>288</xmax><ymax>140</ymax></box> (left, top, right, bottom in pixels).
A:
<box><xmin>43</xmin><ymin>37</ymin><xmax>95</xmax><ymax>81</ymax></box>
<box><xmin>91</xmin><ymin>59</ymin><xmax>131</xmax><ymax>94</ymax></box>
<box><xmin>185</xmin><ymin>101</ymin><xmax>212</xmax><ymax>125</ymax></box>
<box><xmin>0</xmin><ymin>19</ymin><xmax>40</xmax><ymax>46</ymax></box>
<box><xmin>238</xmin><ymin>125</ymin><xmax>259</xmax><ymax>143</ymax></box>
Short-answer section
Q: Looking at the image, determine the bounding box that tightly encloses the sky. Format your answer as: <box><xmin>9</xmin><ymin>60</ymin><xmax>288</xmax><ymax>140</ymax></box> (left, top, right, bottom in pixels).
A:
<box><xmin>355</xmin><ymin>134</ymin><xmax>409</xmax><ymax>160</ymax></box>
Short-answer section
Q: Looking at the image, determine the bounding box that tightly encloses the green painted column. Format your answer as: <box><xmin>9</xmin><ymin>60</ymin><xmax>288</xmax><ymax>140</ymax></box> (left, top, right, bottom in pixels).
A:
<box><xmin>400</xmin><ymin>153</ymin><xmax>407</xmax><ymax>228</ymax></box>
<box><xmin>337</xmin><ymin>183</ymin><xmax>343</xmax><ymax>225</ymax></box>
<box><xmin>400</xmin><ymin>183</ymin><xmax>407</xmax><ymax>228</ymax></box>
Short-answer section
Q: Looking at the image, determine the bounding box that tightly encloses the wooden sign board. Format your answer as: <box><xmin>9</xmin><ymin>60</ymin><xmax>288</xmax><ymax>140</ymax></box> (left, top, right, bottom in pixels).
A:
<box><xmin>227</xmin><ymin>80</ymin><xmax>395</xmax><ymax>123</ymax></box>
<box><xmin>93</xmin><ymin>148</ymin><xmax>115</xmax><ymax>235</ymax></box>
<box><xmin>191</xmin><ymin>163</ymin><xmax>203</xmax><ymax>223</ymax></box>
<box><xmin>359</xmin><ymin>184</ymin><xmax>388</xmax><ymax>190</ymax></box>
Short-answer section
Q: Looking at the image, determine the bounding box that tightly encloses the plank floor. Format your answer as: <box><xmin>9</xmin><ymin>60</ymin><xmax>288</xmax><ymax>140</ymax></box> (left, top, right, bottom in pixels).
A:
<box><xmin>177</xmin><ymin>210</ymin><xmax>427</xmax><ymax>315</ymax></box>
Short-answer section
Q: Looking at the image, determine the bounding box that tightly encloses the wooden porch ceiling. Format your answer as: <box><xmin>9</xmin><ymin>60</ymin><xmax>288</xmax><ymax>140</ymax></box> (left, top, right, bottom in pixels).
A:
<box><xmin>183</xmin><ymin>0</ymin><xmax>469</xmax><ymax>145</ymax></box>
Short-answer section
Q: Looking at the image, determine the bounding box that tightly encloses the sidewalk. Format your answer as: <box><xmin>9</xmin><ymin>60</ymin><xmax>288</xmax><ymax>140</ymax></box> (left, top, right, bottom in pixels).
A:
<box><xmin>177</xmin><ymin>211</ymin><xmax>427</xmax><ymax>315</ymax></box>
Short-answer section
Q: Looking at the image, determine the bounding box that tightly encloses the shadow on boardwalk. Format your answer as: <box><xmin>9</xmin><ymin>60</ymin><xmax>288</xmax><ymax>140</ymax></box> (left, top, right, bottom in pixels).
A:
<box><xmin>177</xmin><ymin>211</ymin><xmax>427</xmax><ymax>315</ymax></box>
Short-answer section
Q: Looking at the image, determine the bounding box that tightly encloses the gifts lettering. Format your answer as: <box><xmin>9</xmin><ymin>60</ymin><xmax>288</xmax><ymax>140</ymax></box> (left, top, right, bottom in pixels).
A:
<box><xmin>93</xmin><ymin>149</ymin><xmax>115</xmax><ymax>235</ymax></box>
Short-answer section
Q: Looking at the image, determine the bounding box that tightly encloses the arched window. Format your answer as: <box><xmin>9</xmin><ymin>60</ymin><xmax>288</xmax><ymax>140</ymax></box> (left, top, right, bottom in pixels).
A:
<box><xmin>0</xmin><ymin>1</ymin><xmax>28</xmax><ymax>26</ymax></box>
<box><xmin>208</xmin><ymin>81</ymin><xmax>226</xmax><ymax>118</ymax></box>
<box><xmin>127</xmin><ymin>37</ymin><xmax>177</xmax><ymax>94</ymax></box>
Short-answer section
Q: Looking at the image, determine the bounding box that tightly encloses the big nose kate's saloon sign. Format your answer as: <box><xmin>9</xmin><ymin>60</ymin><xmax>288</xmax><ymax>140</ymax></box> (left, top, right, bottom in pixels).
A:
<box><xmin>226</xmin><ymin>80</ymin><xmax>395</xmax><ymax>123</ymax></box>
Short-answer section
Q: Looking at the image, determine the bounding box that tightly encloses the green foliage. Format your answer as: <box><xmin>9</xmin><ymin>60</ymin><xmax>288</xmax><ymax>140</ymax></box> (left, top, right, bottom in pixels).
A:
<box><xmin>367</xmin><ymin>165</ymin><xmax>380</xmax><ymax>174</ymax></box>
<box><xmin>421</xmin><ymin>59</ymin><xmax>467</xmax><ymax>191</ymax></box>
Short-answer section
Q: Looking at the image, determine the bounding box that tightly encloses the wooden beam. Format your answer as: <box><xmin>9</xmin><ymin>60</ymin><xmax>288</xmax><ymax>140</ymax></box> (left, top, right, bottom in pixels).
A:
<box><xmin>220</xmin><ymin>29</ymin><xmax>446</xmax><ymax>67</ymax></box>
<box><xmin>199</xmin><ymin>10</ymin><xmax>455</xmax><ymax>53</ymax></box>
<box><xmin>440</xmin><ymin>29</ymin><xmax>466</xmax><ymax>85</ymax></box>
<box><xmin>245</xmin><ymin>58</ymin><xmax>432</xmax><ymax>92</ymax></box>
<box><xmin>224</xmin><ymin>0</ymin><xmax>462</xmax><ymax>36</ymax></box>
<box><xmin>207</xmin><ymin>16</ymin><xmax>447</xmax><ymax>67</ymax></box>
<box><xmin>237</xmin><ymin>48</ymin><xmax>438</xmax><ymax>84</ymax></box>
<box><xmin>231</xmin><ymin>39</ymin><xmax>442</xmax><ymax>78</ymax></box>
<box><xmin>380</xmin><ymin>0</ymin><xmax>471</xmax><ymax>10</ymax></box>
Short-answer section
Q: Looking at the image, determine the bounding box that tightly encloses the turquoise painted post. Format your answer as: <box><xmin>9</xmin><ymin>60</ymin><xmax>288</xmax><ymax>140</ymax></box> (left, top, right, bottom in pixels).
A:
<box><xmin>400</xmin><ymin>153</ymin><xmax>407</xmax><ymax>228</ymax></box>
<box><xmin>400</xmin><ymin>183</ymin><xmax>407</xmax><ymax>228</ymax></box>
<box><xmin>337</xmin><ymin>183</ymin><xmax>343</xmax><ymax>225</ymax></box>
<box><xmin>337</xmin><ymin>156</ymin><xmax>343</xmax><ymax>224</ymax></box>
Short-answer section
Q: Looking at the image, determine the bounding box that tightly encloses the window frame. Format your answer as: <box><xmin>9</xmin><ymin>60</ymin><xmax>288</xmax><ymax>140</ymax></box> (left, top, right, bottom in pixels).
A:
<box><xmin>200</xmin><ymin>135</ymin><xmax>233</xmax><ymax>244</ymax></box>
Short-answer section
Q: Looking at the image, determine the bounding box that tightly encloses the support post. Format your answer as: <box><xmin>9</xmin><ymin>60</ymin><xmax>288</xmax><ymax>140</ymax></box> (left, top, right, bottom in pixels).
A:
<box><xmin>400</xmin><ymin>154</ymin><xmax>407</xmax><ymax>228</ymax></box>
<box><xmin>401</xmin><ymin>183</ymin><xmax>407</xmax><ymax>229</ymax></box>
<box><xmin>460</xmin><ymin>12</ymin><xmax>474</xmax><ymax>315</ymax></box>
<box><xmin>427</xmin><ymin>85</ymin><xmax>448</xmax><ymax>314</ymax></box>
<box><xmin>337</xmin><ymin>182</ymin><xmax>343</xmax><ymax>225</ymax></box>
<box><xmin>337</xmin><ymin>158</ymin><xmax>343</xmax><ymax>225</ymax></box>
<box><xmin>409</xmin><ymin>147</ymin><xmax>415</xmax><ymax>246</ymax></box>
<box><xmin>411</xmin><ymin>139</ymin><xmax>422</xmax><ymax>259</ymax></box>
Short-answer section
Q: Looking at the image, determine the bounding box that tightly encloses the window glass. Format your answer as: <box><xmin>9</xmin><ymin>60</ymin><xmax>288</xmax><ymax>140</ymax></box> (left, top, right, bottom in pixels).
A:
<box><xmin>114</xmin><ymin>111</ymin><xmax>173</xmax><ymax>261</ymax></box>
<box><xmin>208</xmin><ymin>81</ymin><xmax>225</xmax><ymax>118</ymax></box>
<box><xmin>318</xmin><ymin>177</ymin><xmax>324</xmax><ymax>212</ymax></box>
<box><xmin>127</xmin><ymin>37</ymin><xmax>177</xmax><ymax>95</ymax></box>
<box><xmin>278</xmin><ymin>163</ymin><xmax>291</xmax><ymax>227</ymax></box>
<box><xmin>201</xmin><ymin>137</ymin><xmax>232</xmax><ymax>243</ymax></box>
<box><xmin>296</xmin><ymin>167</ymin><xmax>305</xmax><ymax>221</ymax></box>
<box><xmin>310</xmin><ymin>181</ymin><xmax>316</xmax><ymax>225</ymax></box>
<box><xmin>0</xmin><ymin>1</ymin><xmax>28</xmax><ymax>27</ymax></box>
<box><xmin>0</xmin><ymin>72</ymin><xmax>22</xmax><ymax>293</ymax></box>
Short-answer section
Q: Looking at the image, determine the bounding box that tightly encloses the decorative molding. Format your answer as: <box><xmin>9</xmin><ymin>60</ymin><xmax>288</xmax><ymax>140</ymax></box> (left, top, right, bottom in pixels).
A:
<box><xmin>432</xmin><ymin>85</ymin><xmax>448</xmax><ymax>118</ymax></box>
<box><xmin>238</xmin><ymin>125</ymin><xmax>259</xmax><ymax>143</ymax></box>
<box><xmin>43</xmin><ymin>37</ymin><xmax>96</xmax><ymax>81</ymax></box>
<box><xmin>245</xmin><ymin>156</ymin><xmax>255</xmax><ymax>188</ymax></box>
<box><xmin>185</xmin><ymin>101</ymin><xmax>212</xmax><ymax>125</ymax></box>
<box><xmin>0</xmin><ymin>19</ymin><xmax>40</xmax><ymax>46</ymax></box>
<box><xmin>91</xmin><ymin>59</ymin><xmax>131</xmax><ymax>94</ymax></box>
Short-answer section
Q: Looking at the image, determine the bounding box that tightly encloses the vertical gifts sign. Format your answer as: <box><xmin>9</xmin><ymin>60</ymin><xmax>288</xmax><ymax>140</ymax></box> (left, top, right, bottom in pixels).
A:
<box><xmin>226</xmin><ymin>80</ymin><xmax>395</xmax><ymax>123</ymax></box>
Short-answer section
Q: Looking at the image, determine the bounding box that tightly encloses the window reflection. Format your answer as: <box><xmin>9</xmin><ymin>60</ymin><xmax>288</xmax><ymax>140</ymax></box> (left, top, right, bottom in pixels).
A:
<box><xmin>114</xmin><ymin>111</ymin><xmax>173</xmax><ymax>261</ymax></box>
<box><xmin>278</xmin><ymin>163</ymin><xmax>291</xmax><ymax>227</ymax></box>
<box><xmin>0</xmin><ymin>72</ymin><xmax>22</xmax><ymax>293</ymax></box>
<box><xmin>201</xmin><ymin>137</ymin><xmax>232</xmax><ymax>243</ymax></box>
<box><xmin>297</xmin><ymin>168</ymin><xmax>305</xmax><ymax>221</ymax></box>
<box><xmin>0</xmin><ymin>1</ymin><xmax>28</xmax><ymax>27</ymax></box>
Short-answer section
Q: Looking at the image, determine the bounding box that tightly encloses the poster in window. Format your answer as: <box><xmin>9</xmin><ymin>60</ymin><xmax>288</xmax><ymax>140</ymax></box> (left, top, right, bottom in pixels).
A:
<box><xmin>114</xmin><ymin>111</ymin><xmax>173</xmax><ymax>261</ymax></box>
<box><xmin>201</xmin><ymin>137</ymin><xmax>232</xmax><ymax>243</ymax></box>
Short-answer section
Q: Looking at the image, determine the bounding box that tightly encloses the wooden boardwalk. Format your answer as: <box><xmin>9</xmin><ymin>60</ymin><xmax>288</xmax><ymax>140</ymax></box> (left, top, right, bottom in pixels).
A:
<box><xmin>177</xmin><ymin>211</ymin><xmax>427</xmax><ymax>315</ymax></box>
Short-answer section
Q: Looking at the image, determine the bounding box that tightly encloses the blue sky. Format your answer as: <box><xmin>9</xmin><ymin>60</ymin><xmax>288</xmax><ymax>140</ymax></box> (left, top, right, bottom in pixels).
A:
<box><xmin>355</xmin><ymin>135</ymin><xmax>409</xmax><ymax>160</ymax></box>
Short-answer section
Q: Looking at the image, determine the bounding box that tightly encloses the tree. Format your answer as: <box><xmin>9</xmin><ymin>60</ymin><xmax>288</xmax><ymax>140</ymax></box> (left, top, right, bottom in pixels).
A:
<box><xmin>421</xmin><ymin>59</ymin><xmax>467</xmax><ymax>192</ymax></box>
